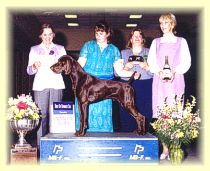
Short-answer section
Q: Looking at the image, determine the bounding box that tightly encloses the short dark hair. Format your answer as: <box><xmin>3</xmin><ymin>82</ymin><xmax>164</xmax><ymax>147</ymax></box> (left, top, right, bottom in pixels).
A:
<box><xmin>94</xmin><ymin>20</ymin><xmax>112</xmax><ymax>41</ymax></box>
<box><xmin>39</xmin><ymin>23</ymin><xmax>55</xmax><ymax>36</ymax></box>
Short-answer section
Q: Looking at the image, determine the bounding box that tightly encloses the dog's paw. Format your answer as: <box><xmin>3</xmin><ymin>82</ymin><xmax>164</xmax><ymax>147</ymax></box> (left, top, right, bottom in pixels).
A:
<box><xmin>74</xmin><ymin>131</ymin><xmax>80</xmax><ymax>136</ymax></box>
<box><xmin>134</xmin><ymin>130</ymin><xmax>145</xmax><ymax>136</ymax></box>
<box><xmin>75</xmin><ymin>130</ymin><xmax>85</xmax><ymax>137</ymax></box>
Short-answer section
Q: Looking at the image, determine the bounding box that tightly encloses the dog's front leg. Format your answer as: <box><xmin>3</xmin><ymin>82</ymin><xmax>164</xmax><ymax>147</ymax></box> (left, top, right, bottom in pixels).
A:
<box><xmin>75</xmin><ymin>102</ymin><xmax>88</xmax><ymax>136</ymax></box>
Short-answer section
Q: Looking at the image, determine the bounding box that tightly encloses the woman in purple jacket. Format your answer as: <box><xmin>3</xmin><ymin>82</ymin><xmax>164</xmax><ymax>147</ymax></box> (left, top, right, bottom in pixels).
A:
<box><xmin>27</xmin><ymin>23</ymin><xmax>67</xmax><ymax>147</ymax></box>
<box><xmin>147</xmin><ymin>13</ymin><xmax>191</xmax><ymax>160</ymax></box>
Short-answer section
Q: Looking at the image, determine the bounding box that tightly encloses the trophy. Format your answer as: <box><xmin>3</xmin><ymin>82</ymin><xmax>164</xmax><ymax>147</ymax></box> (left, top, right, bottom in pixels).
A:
<box><xmin>10</xmin><ymin>119</ymin><xmax>39</xmax><ymax>148</ymax></box>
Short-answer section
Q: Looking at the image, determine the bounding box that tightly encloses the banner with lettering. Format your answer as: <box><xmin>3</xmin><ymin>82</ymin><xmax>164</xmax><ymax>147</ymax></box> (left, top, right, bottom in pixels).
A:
<box><xmin>50</xmin><ymin>102</ymin><xmax>75</xmax><ymax>133</ymax></box>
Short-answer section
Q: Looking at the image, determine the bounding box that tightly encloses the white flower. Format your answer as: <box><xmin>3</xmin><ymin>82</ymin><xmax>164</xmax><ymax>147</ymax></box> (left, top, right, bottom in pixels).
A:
<box><xmin>183</xmin><ymin>109</ymin><xmax>189</xmax><ymax>118</ymax></box>
<box><xmin>195</xmin><ymin>117</ymin><xmax>201</xmax><ymax>123</ymax></box>
<box><xmin>151</xmin><ymin>95</ymin><xmax>200</xmax><ymax>146</ymax></box>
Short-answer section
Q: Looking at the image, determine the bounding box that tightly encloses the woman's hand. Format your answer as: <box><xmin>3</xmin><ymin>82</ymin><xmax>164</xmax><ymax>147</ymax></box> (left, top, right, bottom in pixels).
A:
<box><xmin>158</xmin><ymin>71</ymin><xmax>168</xmax><ymax>83</ymax></box>
<box><xmin>158</xmin><ymin>71</ymin><xmax>164</xmax><ymax>81</ymax></box>
<box><xmin>158</xmin><ymin>70</ymin><xmax>175</xmax><ymax>83</ymax></box>
<box><xmin>124</xmin><ymin>62</ymin><xmax>134</xmax><ymax>70</ymax></box>
<box><xmin>139</xmin><ymin>61</ymin><xmax>149</xmax><ymax>70</ymax></box>
<box><xmin>168</xmin><ymin>70</ymin><xmax>176</xmax><ymax>83</ymax></box>
<box><xmin>33</xmin><ymin>61</ymin><xmax>41</xmax><ymax>70</ymax></box>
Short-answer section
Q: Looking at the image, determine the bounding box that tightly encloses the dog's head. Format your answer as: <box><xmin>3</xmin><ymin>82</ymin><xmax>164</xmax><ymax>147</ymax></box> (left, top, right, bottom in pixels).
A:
<box><xmin>50</xmin><ymin>55</ymin><xmax>72</xmax><ymax>74</ymax></box>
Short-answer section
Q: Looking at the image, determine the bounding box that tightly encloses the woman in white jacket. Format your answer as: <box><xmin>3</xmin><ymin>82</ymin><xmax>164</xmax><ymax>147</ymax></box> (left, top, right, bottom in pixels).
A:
<box><xmin>27</xmin><ymin>23</ymin><xmax>67</xmax><ymax>147</ymax></box>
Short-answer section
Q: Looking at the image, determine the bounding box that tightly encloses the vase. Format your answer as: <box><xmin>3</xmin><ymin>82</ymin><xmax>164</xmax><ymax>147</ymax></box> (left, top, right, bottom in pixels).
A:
<box><xmin>169</xmin><ymin>144</ymin><xmax>184</xmax><ymax>165</ymax></box>
<box><xmin>10</xmin><ymin>119</ymin><xmax>39</xmax><ymax>148</ymax></box>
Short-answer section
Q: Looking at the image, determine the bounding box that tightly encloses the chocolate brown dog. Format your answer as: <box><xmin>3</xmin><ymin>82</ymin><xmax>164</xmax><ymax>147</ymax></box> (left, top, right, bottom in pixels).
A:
<box><xmin>51</xmin><ymin>55</ymin><xmax>145</xmax><ymax>136</ymax></box>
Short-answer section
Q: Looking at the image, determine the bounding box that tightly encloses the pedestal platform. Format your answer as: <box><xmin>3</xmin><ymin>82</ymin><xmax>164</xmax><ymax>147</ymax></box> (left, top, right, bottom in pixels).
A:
<box><xmin>40</xmin><ymin>132</ymin><xmax>159</xmax><ymax>164</ymax></box>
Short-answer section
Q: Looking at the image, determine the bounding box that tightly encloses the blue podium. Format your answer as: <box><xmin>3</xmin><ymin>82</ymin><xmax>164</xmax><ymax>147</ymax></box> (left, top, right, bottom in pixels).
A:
<box><xmin>40</xmin><ymin>132</ymin><xmax>159</xmax><ymax>164</ymax></box>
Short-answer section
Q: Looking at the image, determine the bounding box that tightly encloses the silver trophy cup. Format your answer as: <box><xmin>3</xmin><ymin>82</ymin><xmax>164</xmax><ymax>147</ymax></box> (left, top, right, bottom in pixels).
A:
<box><xmin>10</xmin><ymin>119</ymin><xmax>39</xmax><ymax>148</ymax></box>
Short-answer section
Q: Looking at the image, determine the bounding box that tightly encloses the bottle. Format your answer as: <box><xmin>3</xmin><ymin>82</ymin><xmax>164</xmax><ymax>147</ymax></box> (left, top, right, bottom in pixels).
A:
<box><xmin>162</xmin><ymin>56</ymin><xmax>172</xmax><ymax>80</ymax></box>
<box><xmin>143</xmin><ymin>55</ymin><xmax>148</xmax><ymax>62</ymax></box>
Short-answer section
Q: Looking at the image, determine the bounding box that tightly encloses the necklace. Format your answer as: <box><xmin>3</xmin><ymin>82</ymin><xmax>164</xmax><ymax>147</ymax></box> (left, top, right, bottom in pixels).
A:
<box><xmin>98</xmin><ymin>44</ymin><xmax>107</xmax><ymax>51</ymax></box>
<box><xmin>97</xmin><ymin>40</ymin><xmax>107</xmax><ymax>47</ymax></box>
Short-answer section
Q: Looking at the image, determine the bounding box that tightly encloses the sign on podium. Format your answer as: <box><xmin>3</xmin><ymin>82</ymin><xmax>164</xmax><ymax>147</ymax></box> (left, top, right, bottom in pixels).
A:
<box><xmin>50</xmin><ymin>102</ymin><xmax>75</xmax><ymax>133</ymax></box>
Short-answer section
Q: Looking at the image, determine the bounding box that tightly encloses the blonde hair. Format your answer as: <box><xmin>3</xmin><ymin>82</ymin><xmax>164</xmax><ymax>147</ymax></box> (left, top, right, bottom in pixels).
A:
<box><xmin>159</xmin><ymin>13</ymin><xmax>177</xmax><ymax>34</ymax></box>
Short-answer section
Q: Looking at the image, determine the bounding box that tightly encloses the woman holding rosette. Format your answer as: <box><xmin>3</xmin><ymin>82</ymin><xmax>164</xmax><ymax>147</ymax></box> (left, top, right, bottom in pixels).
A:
<box><xmin>27</xmin><ymin>23</ymin><xmax>67</xmax><ymax>148</ymax></box>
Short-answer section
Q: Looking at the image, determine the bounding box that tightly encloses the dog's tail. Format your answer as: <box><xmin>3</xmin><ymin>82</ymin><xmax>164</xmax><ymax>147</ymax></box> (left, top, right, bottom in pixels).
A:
<box><xmin>127</xmin><ymin>71</ymin><xmax>141</xmax><ymax>84</ymax></box>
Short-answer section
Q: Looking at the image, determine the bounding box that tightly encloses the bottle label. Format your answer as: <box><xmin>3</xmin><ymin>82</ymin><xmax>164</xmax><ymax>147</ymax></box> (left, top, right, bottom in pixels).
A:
<box><xmin>163</xmin><ymin>69</ymin><xmax>172</xmax><ymax>80</ymax></box>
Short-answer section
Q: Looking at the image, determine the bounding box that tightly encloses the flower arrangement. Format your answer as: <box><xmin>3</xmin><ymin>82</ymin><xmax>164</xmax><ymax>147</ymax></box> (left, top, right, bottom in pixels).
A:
<box><xmin>151</xmin><ymin>95</ymin><xmax>201</xmax><ymax>146</ymax></box>
<box><xmin>7</xmin><ymin>94</ymin><xmax>40</xmax><ymax>121</ymax></box>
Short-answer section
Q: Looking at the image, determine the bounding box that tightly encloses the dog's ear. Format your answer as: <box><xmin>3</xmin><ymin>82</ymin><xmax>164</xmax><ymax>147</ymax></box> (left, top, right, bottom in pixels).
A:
<box><xmin>64</xmin><ymin>59</ymin><xmax>71</xmax><ymax>74</ymax></box>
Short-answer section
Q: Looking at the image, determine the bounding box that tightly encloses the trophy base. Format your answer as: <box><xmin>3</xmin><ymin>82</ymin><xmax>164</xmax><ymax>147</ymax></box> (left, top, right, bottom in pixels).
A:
<box><xmin>10</xmin><ymin>147</ymin><xmax>37</xmax><ymax>164</ymax></box>
<box><xmin>15</xmin><ymin>143</ymin><xmax>32</xmax><ymax>149</ymax></box>
<box><xmin>14</xmin><ymin>138</ymin><xmax>32</xmax><ymax>149</ymax></box>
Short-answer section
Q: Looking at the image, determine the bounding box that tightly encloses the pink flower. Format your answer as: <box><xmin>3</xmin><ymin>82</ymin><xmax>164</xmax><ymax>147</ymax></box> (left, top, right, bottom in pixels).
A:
<box><xmin>163</xmin><ymin>124</ymin><xmax>169</xmax><ymax>129</ymax></box>
<box><xmin>188</xmin><ymin>118</ymin><xmax>192</xmax><ymax>123</ymax></box>
<box><xmin>17</xmin><ymin>102</ymin><xmax>28</xmax><ymax>110</ymax></box>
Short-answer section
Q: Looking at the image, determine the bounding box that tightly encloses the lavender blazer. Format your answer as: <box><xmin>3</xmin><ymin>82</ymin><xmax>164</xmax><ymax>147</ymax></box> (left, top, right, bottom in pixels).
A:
<box><xmin>27</xmin><ymin>43</ymin><xmax>66</xmax><ymax>91</ymax></box>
